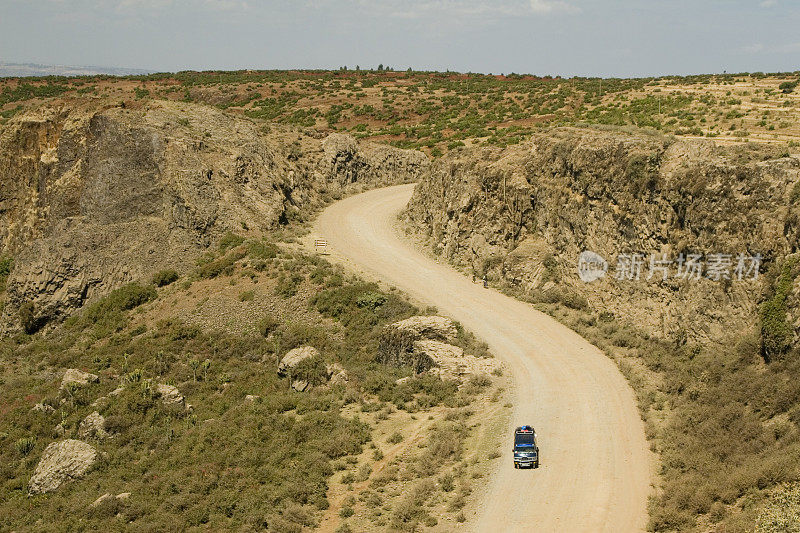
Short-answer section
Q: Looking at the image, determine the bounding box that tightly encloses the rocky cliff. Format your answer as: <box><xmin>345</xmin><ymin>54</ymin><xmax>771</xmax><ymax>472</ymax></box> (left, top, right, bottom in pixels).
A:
<box><xmin>0</xmin><ymin>99</ymin><xmax>428</xmax><ymax>333</ymax></box>
<box><xmin>404</xmin><ymin>127</ymin><xmax>800</xmax><ymax>346</ymax></box>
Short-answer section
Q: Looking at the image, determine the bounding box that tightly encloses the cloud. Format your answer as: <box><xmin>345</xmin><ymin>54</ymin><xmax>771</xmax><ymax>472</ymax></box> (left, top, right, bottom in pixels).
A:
<box><xmin>743</xmin><ymin>43</ymin><xmax>765</xmax><ymax>54</ymax></box>
<box><xmin>743</xmin><ymin>41</ymin><xmax>800</xmax><ymax>54</ymax></box>
<box><xmin>115</xmin><ymin>0</ymin><xmax>248</xmax><ymax>11</ymax></box>
<box><xmin>347</xmin><ymin>0</ymin><xmax>581</xmax><ymax>19</ymax></box>
<box><xmin>530</xmin><ymin>0</ymin><xmax>581</xmax><ymax>13</ymax></box>
<box><xmin>759</xmin><ymin>0</ymin><xmax>777</xmax><ymax>7</ymax></box>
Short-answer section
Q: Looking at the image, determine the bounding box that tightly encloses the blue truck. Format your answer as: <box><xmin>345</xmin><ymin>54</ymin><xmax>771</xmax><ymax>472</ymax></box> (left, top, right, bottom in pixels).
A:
<box><xmin>513</xmin><ymin>426</ymin><xmax>539</xmax><ymax>469</ymax></box>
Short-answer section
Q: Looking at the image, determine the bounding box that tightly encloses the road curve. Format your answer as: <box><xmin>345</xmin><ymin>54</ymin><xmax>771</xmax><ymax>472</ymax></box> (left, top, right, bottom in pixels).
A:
<box><xmin>313</xmin><ymin>184</ymin><xmax>651</xmax><ymax>532</ymax></box>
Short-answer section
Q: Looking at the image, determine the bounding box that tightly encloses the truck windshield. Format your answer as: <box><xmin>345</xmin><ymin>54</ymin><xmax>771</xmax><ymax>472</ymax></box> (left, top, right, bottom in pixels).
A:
<box><xmin>515</xmin><ymin>434</ymin><xmax>535</xmax><ymax>445</ymax></box>
<box><xmin>515</xmin><ymin>446</ymin><xmax>535</xmax><ymax>453</ymax></box>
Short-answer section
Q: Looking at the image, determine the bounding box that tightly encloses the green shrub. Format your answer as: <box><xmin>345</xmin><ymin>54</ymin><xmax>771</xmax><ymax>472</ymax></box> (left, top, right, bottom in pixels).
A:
<box><xmin>779</xmin><ymin>80</ymin><xmax>799</xmax><ymax>94</ymax></box>
<box><xmin>275</xmin><ymin>274</ymin><xmax>304</xmax><ymax>298</ymax></box>
<box><xmin>760</xmin><ymin>257</ymin><xmax>799</xmax><ymax>361</ymax></box>
<box><xmin>292</xmin><ymin>357</ymin><xmax>330</xmax><ymax>386</ymax></box>
<box><xmin>258</xmin><ymin>315</ymin><xmax>280</xmax><ymax>337</ymax></box>
<box><xmin>247</xmin><ymin>240</ymin><xmax>278</xmax><ymax>260</ymax></box>
<box><xmin>86</xmin><ymin>283</ymin><xmax>157</xmax><ymax>321</ymax></box>
<box><xmin>0</xmin><ymin>256</ymin><xmax>11</xmax><ymax>280</ymax></box>
<box><xmin>387</xmin><ymin>432</ymin><xmax>403</xmax><ymax>444</ymax></box>
<box><xmin>151</xmin><ymin>269</ymin><xmax>179</xmax><ymax>287</ymax></box>
<box><xmin>196</xmin><ymin>249</ymin><xmax>245</xmax><ymax>279</ymax></box>
<box><xmin>218</xmin><ymin>232</ymin><xmax>245</xmax><ymax>252</ymax></box>
<box><xmin>18</xmin><ymin>301</ymin><xmax>38</xmax><ymax>334</ymax></box>
<box><xmin>356</xmin><ymin>292</ymin><xmax>387</xmax><ymax>310</ymax></box>
<box><xmin>14</xmin><ymin>436</ymin><xmax>35</xmax><ymax>456</ymax></box>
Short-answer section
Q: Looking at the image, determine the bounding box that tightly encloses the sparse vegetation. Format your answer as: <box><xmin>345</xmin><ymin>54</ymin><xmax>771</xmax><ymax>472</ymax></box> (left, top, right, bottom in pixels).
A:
<box><xmin>3</xmin><ymin>70</ymin><xmax>800</xmax><ymax>157</ymax></box>
<box><xmin>151</xmin><ymin>269</ymin><xmax>179</xmax><ymax>287</ymax></box>
<box><xmin>0</xmin><ymin>230</ymin><xmax>500</xmax><ymax>531</ymax></box>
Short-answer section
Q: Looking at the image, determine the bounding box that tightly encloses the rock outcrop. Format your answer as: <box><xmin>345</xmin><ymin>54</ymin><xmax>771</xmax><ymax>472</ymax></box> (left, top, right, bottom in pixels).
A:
<box><xmin>414</xmin><ymin>339</ymin><xmax>499</xmax><ymax>379</ymax></box>
<box><xmin>326</xmin><ymin>362</ymin><xmax>349</xmax><ymax>386</ymax></box>
<box><xmin>0</xmin><ymin>100</ymin><xmax>429</xmax><ymax>333</ymax></box>
<box><xmin>378</xmin><ymin>315</ymin><xmax>475</xmax><ymax>374</ymax></box>
<box><xmin>389</xmin><ymin>315</ymin><xmax>457</xmax><ymax>342</ymax></box>
<box><xmin>277</xmin><ymin>346</ymin><xmax>319</xmax><ymax>377</ymax></box>
<box><xmin>405</xmin><ymin>128</ymin><xmax>800</xmax><ymax>344</ymax></box>
<box><xmin>60</xmin><ymin>369</ymin><xmax>99</xmax><ymax>389</ymax></box>
<box><xmin>28</xmin><ymin>439</ymin><xmax>97</xmax><ymax>494</ymax></box>
<box><xmin>77</xmin><ymin>411</ymin><xmax>108</xmax><ymax>441</ymax></box>
<box><xmin>155</xmin><ymin>383</ymin><xmax>184</xmax><ymax>408</ymax></box>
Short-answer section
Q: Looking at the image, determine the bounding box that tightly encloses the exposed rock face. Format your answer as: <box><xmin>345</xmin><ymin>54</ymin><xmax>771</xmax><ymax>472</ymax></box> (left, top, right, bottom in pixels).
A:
<box><xmin>326</xmin><ymin>362</ymin><xmax>348</xmax><ymax>385</ymax></box>
<box><xmin>60</xmin><ymin>368</ymin><xmax>99</xmax><ymax>389</ymax></box>
<box><xmin>0</xmin><ymin>101</ymin><xmax>428</xmax><ymax>333</ymax></box>
<box><xmin>378</xmin><ymin>316</ymin><xmax>459</xmax><ymax>373</ymax></box>
<box><xmin>28</xmin><ymin>439</ymin><xmax>97</xmax><ymax>494</ymax></box>
<box><xmin>413</xmin><ymin>339</ymin><xmax>464</xmax><ymax>359</ymax></box>
<box><xmin>291</xmin><ymin>380</ymin><xmax>310</xmax><ymax>392</ymax></box>
<box><xmin>155</xmin><ymin>383</ymin><xmax>184</xmax><ymax>408</ymax></box>
<box><xmin>405</xmin><ymin>128</ymin><xmax>800</xmax><ymax>344</ymax></box>
<box><xmin>77</xmin><ymin>411</ymin><xmax>108</xmax><ymax>441</ymax></box>
<box><xmin>32</xmin><ymin>402</ymin><xmax>55</xmax><ymax>414</ymax></box>
<box><xmin>90</xmin><ymin>493</ymin><xmax>113</xmax><ymax>508</ymax></box>
<box><xmin>278</xmin><ymin>346</ymin><xmax>319</xmax><ymax>377</ymax></box>
<box><xmin>378</xmin><ymin>317</ymin><xmax>495</xmax><ymax>377</ymax></box>
<box><xmin>322</xmin><ymin>133</ymin><xmax>428</xmax><ymax>188</ymax></box>
<box><xmin>414</xmin><ymin>340</ymin><xmax>499</xmax><ymax>379</ymax></box>
<box><xmin>389</xmin><ymin>315</ymin><xmax>457</xmax><ymax>342</ymax></box>
<box><xmin>378</xmin><ymin>323</ymin><xmax>434</xmax><ymax>373</ymax></box>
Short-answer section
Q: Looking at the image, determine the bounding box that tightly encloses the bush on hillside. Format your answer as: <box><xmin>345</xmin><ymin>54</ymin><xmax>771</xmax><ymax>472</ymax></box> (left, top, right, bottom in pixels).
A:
<box><xmin>151</xmin><ymin>269</ymin><xmax>180</xmax><ymax>287</ymax></box>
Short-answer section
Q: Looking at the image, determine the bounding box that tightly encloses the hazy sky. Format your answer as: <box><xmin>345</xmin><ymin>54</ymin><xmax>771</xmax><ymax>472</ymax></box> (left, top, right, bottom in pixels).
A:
<box><xmin>1</xmin><ymin>0</ymin><xmax>798</xmax><ymax>77</ymax></box>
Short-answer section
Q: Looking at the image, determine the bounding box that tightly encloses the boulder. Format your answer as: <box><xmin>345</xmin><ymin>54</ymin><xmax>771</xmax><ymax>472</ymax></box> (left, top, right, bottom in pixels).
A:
<box><xmin>244</xmin><ymin>394</ymin><xmax>260</xmax><ymax>403</ymax></box>
<box><xmin>116</xmin><ymin>492</ymin><xmax>131</xmax><ymax>500</ymax></box>
<box><xmin>291</xmin><ymin>380</ymin><xmax>310</xmax><ymax>392</ymax></box>
<box><xmin>414</xmin><ymin>339</ymin><xmax>499</xmax><ymax>380</ymax></box>
<box><xmin>32</xmin><ymin>402</ymin><xmax>55</xmax><ymax>414</ymax></box>
<box><xmin>326</xmin><ymin>363</ymin><xmax>348</xmax><ymax>385</ymax></box>
<box><xmin>278</xmin><ymin>346</ymin><xmax>319</xmax><ymax>377</ymax></box>
<box><xmin>29</xmin><ymin>439</ymin><xmax>97</xmax><ymax>494</ymax></box>
<box><xmin>155</xmin><ymin>383</ymin><xmax>184</xmax><ymax>408</ymax></box>
<box><xmin>60</xmin><ymin>369</ymin><xmax>99</xmax><ymax>390</ymax></box>
<box><xmin>90</xmin><ymin>493</ymin><xmax>113</xmax><ymax>508</ymax></box>
<box><xmin>77</xmin><ymin>411</ymin><xmax>108</xmax><ymax>441</ymax></box>
<box><xmin>413</xmin><ymin>340</ymin><xmax>464</xmax><ymax>360</ymax></box>
<box><xmin>389</xmin><ymin>316</ymin><xmax>457</xmax><ymax>341</ymax></box>
<box><xmin>377</xmin><ymin>326</ymin><xmax>435</xmax><ymax>373</ymax></box>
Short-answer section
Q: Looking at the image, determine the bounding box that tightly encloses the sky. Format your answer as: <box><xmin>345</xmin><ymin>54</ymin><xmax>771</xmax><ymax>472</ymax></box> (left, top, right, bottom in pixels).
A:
<box><xmin>1</xmin><ymin>0</ymin><xmax>798</xmax><ymax>78</ymax></box>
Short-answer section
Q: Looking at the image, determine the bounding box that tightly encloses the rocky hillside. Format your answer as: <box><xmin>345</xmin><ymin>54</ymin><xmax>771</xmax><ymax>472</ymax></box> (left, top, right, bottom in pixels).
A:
<box><xmin>0</xmin><ymin>99</ymin><xmax>428</xmax><ymax>334</ymax></box>
<box><xmin>405</xmin><ymin>127</ymin><xmax>800</xmax><ymax>348</ymax></box>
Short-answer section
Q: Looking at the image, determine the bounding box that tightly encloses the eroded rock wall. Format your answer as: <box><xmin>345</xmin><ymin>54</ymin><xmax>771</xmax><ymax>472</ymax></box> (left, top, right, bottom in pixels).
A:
<box><xmin>0</xmin><ymin>100</ymin><xmax>428</xmax><ymax>333</ymax></box>
<box><xmin>405</xmin><ymin>127</ymin><xmax>800</xmax><ymax>344</ymax></box>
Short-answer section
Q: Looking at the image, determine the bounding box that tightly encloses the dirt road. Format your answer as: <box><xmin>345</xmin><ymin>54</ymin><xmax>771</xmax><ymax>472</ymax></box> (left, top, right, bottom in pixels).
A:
<box><xmin>313</xmin><ymin>184</ymin><xmax>652</xmax><ymax>532</ymax></box>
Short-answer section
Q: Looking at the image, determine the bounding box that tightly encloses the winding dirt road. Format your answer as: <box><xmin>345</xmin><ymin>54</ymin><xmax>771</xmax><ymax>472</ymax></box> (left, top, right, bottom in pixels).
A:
<box><xmin>314</xmin><ymin>184</ymin><xmax>652</xmax><ymax>532</ymax></box>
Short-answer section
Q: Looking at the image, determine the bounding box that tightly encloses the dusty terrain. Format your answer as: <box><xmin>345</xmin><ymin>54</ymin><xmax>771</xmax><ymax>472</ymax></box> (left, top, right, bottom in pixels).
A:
<box><xmin>313</xmin><ymin>184</ymin><xmax>652</xmax><ymax>532</ymax></box>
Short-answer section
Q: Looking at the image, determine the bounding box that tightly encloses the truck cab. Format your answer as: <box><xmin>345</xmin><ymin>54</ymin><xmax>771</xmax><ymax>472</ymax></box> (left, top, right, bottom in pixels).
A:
<box><xmin>513</xmin><ymin>425</ymin><xmax>539</xmax><ymax>469</ymax></box>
